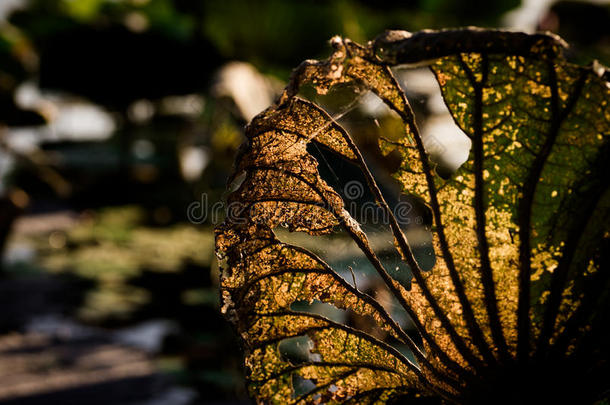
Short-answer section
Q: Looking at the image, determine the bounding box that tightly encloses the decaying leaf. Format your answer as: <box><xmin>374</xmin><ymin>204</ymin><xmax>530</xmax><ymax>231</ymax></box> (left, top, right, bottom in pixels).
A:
<box><xmin>216</xmin><ymin>27</ymin><xmax>610</xmax><ymax>404</ymax></box>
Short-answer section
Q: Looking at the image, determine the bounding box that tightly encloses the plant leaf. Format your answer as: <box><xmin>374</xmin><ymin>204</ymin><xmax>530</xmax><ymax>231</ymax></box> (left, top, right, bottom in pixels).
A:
<box><xmin>217</xmin><ymin>28</ymin><xmax>610</xmax><ymax>404</ymax></box>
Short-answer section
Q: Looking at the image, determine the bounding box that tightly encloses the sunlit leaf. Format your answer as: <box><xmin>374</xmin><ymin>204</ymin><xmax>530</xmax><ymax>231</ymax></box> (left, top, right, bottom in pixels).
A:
<box><xmin>217</xmin><ymin>28</ymin><xmax>610</xmax><ymax>404</ymax></box>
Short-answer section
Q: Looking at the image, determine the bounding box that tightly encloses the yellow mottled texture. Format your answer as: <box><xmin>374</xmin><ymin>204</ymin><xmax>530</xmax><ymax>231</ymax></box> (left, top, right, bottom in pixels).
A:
<box><xmin>217</xmin><ymin>29</ymin><xmax>610</xmax><ymax>404</ymax></box>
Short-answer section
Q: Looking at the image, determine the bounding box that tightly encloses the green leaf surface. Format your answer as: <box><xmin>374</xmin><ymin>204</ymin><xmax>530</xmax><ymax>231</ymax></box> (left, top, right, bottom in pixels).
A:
<box><xmin>217</xmin><ymin>28</ymin><xmax>610</xmax><ymax>404</ymax></box>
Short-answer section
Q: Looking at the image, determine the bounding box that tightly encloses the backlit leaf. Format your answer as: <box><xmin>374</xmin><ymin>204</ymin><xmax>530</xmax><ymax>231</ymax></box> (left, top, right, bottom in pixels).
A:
<box><xmin>217</xmin><ymin>28</ymin><xmax>610</xmax><ymax>404</ymax></box>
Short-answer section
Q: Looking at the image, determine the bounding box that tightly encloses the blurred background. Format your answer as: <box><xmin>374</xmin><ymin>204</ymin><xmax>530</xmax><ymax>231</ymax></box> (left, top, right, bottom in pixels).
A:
<box><xmin>0</xmin><ymin>0</ymin><xmax>608</xmax><ymax>404</ymax></box>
